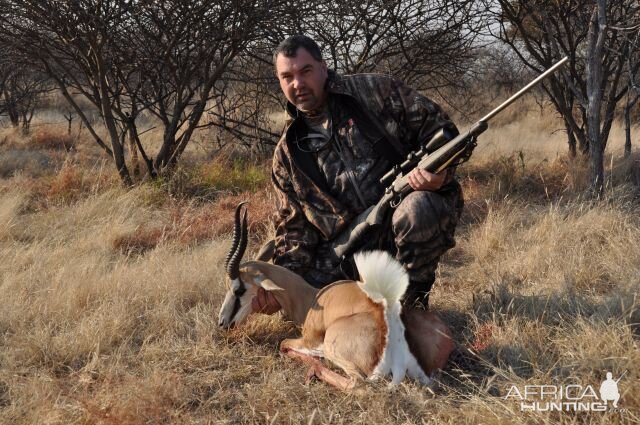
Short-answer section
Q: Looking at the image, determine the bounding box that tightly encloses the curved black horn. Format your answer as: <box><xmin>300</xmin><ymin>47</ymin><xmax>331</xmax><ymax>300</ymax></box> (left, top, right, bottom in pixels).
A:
<box><xmin>224</xmin><ymin>202</ymin><xmax>247</xmax><ymax>273</ymax></box>
<box><xmin>227</xmin><ymin>204</ymin><xmax>249</xmax><ymax>280</ymax></box>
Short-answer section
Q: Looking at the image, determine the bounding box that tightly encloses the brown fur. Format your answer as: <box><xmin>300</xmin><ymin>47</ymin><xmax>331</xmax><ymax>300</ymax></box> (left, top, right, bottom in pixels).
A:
<box><xmin>280</xmin><ymin>281</ymin><xmax>388</xmax><ymax>379</ymax></box>
<box><xmin>225</xmin><ymin>261</ymin><xmax>454</xmax><ymax>388</ymax></box>
<box><xmin>401</xmin><ymin>308</ymin><xmax>455</xmax><ymax>374</ymax></box>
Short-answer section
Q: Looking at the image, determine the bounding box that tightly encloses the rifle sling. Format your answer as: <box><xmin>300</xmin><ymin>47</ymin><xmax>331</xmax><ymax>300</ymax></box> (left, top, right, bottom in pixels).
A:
<box><xmin>287</xmin><ymin>123</ymin><xmax>330</xmax><ymax>193</ymax></box>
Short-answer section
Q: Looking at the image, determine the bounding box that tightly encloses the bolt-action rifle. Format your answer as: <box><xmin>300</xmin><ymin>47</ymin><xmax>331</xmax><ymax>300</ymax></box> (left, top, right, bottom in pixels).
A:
<box><xmin>331</xmin><ymin>57</ymin><xmax>568</xmax><ymax>260</ymax></box>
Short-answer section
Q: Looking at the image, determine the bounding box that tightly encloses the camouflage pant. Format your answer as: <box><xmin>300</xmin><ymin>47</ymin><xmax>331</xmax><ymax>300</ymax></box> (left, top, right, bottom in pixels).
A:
<box><xmin>304</xmin><ymin>182</ymin><xmax>464</xmax><ymax>306</ymax></box>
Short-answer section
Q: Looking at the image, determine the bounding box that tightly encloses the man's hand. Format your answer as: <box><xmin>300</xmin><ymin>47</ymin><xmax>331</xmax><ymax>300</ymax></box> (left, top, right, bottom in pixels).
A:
<box><xmin>251</xmin><ymin>287</ymin><xmax>282</xmax><ymax>315</ymax></box>
<box><xmin>407</xmin><ymin>169</ymin><xmax>446</xmax><ymax>191</ymax></box>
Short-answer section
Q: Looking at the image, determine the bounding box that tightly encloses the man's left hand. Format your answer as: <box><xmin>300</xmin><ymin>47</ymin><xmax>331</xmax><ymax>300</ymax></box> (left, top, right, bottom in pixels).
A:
<box><xmin>251</xmin><ymin>287</ymin><xmax>281</xmax><ymax>315</ymax></box>
<box><xmin>407</xmin><ymin>169</ymin><xmax>446</xmax><ymax>191</ymax></box>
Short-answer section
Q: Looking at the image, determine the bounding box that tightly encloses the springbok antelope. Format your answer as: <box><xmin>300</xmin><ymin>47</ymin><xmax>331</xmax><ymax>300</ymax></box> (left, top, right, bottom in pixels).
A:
<box><xmin>218</xmin><ymin>203</ymin><xmax>454</xmax><ymax>390</ymax></box>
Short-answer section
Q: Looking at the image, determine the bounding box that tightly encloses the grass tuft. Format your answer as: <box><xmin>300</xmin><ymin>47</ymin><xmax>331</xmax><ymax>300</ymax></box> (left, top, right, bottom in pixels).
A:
<box><xmin>30</xmin><ymin>128</ymin><xmax>76</xmax><ymax>151</ymax></box>
<box><xmin>195</xmin><ymin>157</ymin><xmax>269</xmax><ymax>193</ymax></box>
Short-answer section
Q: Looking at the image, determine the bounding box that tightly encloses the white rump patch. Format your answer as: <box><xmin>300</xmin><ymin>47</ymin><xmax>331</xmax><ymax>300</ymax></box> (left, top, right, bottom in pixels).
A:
<box><xmin>354</xmin><ymin>250</ymin><xmax>431</xmax><ymax>386</ymax></box>
<box><xmin>370</xmin><ymin>302</ymin><xmax>431</xmax><ymax>386</ymax></box>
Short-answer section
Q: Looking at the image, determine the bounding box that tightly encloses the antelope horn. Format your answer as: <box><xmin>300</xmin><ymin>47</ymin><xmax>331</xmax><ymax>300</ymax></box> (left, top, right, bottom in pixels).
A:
<box><xmin>227</xmin><ymin>203</ymin><xmax>248</xmax><ymax>280</ymax></box>
<box><xmin>224</xmin><ymin>202</ymin><xmax>247</xmax><ymax>273</ymax></box>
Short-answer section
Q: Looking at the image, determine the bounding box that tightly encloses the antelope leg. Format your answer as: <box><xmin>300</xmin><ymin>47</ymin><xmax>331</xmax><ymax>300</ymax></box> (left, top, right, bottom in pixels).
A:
<box><xmin>282</xmin><ymin>349</ymin><xmax>355</xmax><ymax>391</ymax></box>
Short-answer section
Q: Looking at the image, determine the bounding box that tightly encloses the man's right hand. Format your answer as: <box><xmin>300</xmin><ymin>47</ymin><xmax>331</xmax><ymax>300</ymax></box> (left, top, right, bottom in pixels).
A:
<box><xmin>251</xmin><ymin>287</ymin><xmax>282</xmax><ymax>315</ymax></box>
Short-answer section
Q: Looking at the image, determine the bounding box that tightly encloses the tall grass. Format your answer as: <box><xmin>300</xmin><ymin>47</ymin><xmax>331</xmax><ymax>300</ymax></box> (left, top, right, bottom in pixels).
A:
<box><xmin>0</xmin><ymin>113</ymin><xmax>638</xmax><ymax>424</ymax></box>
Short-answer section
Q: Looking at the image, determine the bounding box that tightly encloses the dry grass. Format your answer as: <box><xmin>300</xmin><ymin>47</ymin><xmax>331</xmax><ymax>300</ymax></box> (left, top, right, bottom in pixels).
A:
<box><xmin>30</xmin><ymin>128</ymin><xmax>76</xmax><ymax>151</ymax></box>
<box><xmin>0</xmin><ymin>113</ymin><xmax>639</xmax><ymax>424</ymax></box>
<box><xmin>17</xmin><ymin>159</ymin><xmax>119</xmax><ymax>209</ymax></box>
<box><xmin>0</xmin><ymin>126</ymin><xmax>76</xmax><ymax>152</ymax></box>
<box><xmin>111</xmin><ymin>189</ymin><xmax>275</xmax><ymax>255</ymax></box>
<box><xmin>111</xmin><ymin>154</ymin><xmax>274</xmax><ymax>255</ymax></box>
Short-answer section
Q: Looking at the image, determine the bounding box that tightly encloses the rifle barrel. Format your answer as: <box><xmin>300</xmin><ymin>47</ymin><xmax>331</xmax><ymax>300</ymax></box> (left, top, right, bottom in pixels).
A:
<box><xmin>480</xmin><ymin>57</ymin><xmax>568</xmax><ymax>123</ymax></box>
<box><xmin>615</xmin><ymin>370</ymin><xmax>628</xmax><ymax>383</ymax></box>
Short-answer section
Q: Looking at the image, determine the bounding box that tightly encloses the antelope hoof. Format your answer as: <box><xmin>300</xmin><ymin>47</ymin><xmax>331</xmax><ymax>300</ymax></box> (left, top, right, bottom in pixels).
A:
<box><xmin>305</xmin><ymin>365</ymin><xmax>319</xmax><ymax>385</ymax></box>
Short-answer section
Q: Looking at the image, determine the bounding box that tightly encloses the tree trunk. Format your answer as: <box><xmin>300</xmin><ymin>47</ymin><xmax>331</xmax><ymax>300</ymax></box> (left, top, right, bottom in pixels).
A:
<box><xmin>129</xmin><ymin>128</ymin><xmax>140</xmax><ymax>178</ymax></box>
<box><xmin>129</xmin><ymin>120</ymin><xmax>155</xmax><ymax>179</ymax></box>
<box><xmin>566</xmin><ymin>119</ymin><xmax>577</xmax><ymax>158</ymax></box>
<box><xmin>95</xmin><ymin>54</ymin><xmax>132</xmax><ymax>186</ymax></box>
<box><xmin>585</xmin><ymin>2</ymin><xmax>606</xmax><ymax>197</ymax></box>
<box><xmin>3</xmin><ymin>88</ymin><xmax>19</xmax><ymax>128</ymax></box>
<box><xmin>575</xmin><ymin>126</ymin><xmax>589</xmax><ymax>156</ymax></box>
<box><xmin>625</xmin><ymin>95</ymin><xmax>632</xmax><ymax>159</ymax></box>
<box><xmin>154</xmin><ymin>121</ymin><xmax>180</xmax><ymax>173</ymax></box>
<box><xmin>65</xmin><ymin>113</ymin><xmax>73</xmax><ymax>135</ymax></box>
<box><xmin>125</xmin><ymin>111</ymin><xmax>141</xmax><ymax>179</ymax></box>
<box><xmin>154</xmin><ymin>132</ymin><xmax>177</xmax><ymax>174</ymax></box>
<box><xmin>624</xmin><ymin>90</ymin><xmax>638</xmax><ymax>159</ymax></box>
<box><xmin>52</xmin><ymin>74</ymin><xmax>113</xmax><ymax>157</ymax></box>
<box><xmin>166</xmin><ymin>99</ymin><xmax>208</xmax><ymax>166</ymax></box>
<box><xmin>21</xmin><ymin>108</ymin><xmax>33</xmax><ymax>134</ymax></box>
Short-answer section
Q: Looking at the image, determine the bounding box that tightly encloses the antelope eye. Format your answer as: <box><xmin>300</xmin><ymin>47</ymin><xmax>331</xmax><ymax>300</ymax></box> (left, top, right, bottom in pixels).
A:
<box><xmin>234</xmin><ymin>286</ymin><xmax>246</xmax><ymax>297</ymax></box>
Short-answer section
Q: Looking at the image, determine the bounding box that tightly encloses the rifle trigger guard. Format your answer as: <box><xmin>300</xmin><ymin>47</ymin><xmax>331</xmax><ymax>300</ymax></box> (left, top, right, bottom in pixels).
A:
<box><xmin>390</xmin><ymin>194</ymin><xmax>402</xmax><ymax>208</ymax></box>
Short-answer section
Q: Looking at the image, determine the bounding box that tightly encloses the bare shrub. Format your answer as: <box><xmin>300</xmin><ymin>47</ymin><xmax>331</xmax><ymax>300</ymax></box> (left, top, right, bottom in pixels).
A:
<box><xmin>23</xmin><ymin>160</ymin><xmax>119</xmax><ymax>207</ymax></box>
<box><xmin>30</xmin><ymin>128</ymin><xmax>76</xmax><ymax>151</ymax></box>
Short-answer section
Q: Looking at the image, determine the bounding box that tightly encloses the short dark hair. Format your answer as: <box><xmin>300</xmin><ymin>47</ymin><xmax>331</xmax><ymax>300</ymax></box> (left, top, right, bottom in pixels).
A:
<box><xmin>273</xmin><ymin>35</ymin><xmax>323</xmax><ymax>66</ymax></box>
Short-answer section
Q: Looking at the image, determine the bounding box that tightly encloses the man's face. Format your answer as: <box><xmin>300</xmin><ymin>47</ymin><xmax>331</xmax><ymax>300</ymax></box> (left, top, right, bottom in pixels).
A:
<box><xmin>275</xmin><ymin>47</ymin><xmax>328</xmax><ymax>113</ymax></box>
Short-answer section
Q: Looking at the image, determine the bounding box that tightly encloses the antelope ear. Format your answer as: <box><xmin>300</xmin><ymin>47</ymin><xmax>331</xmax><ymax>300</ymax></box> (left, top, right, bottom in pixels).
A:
<box><xmin>260</xmin><ymin>278</ymin><xmax>283</xmax><ymax>292</ymax></box>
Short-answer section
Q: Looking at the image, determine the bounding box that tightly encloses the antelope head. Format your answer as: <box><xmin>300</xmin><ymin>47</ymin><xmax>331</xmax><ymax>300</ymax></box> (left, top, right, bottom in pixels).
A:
<box><xmin>218</xmin><ymin>204</ymin><xmax>313</xmax><ymax>328</ymax></box>
<box><xmin>218</xmin><ymin>202</ymin><xmax>258</xmax><ymax>328</ymax></box>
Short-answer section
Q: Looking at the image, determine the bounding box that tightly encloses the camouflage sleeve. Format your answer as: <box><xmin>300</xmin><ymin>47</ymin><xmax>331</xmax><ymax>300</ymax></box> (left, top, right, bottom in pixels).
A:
<box><xmin>388</xmin><ymin>78</ymin><xmax>459</xmax><ymax>185</ymax></box>
<box><xmin>271</xmin><ymin>145</ymin><xmax>320</xmax><ymax>275</ymax></box>
<box><xmin>387</xmin><ymin>78</ymin><xmax>458</xmax><ymax>152</ymax></box>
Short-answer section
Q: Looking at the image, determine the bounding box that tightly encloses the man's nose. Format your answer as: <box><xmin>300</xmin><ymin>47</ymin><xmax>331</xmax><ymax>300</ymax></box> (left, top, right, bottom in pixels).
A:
<box><xmin>292</xmin><ymin>76</ymin><xmax>304</xmax><ymax>89</ymax></box>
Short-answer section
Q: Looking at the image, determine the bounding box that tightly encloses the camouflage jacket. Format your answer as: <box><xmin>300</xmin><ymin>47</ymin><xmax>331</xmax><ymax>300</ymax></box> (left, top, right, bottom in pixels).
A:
<box><xmin>271</xmin><ymin>71</ymin><xmax>458</xmax><ymax>276</ymax></box>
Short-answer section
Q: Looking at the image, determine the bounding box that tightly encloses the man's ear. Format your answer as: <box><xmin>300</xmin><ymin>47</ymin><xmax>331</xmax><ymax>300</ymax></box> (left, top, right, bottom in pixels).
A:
<box><xmin>261</xmin><ymin>278</ymin><xmax>284</xmax><ymax>292</ymax></box>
